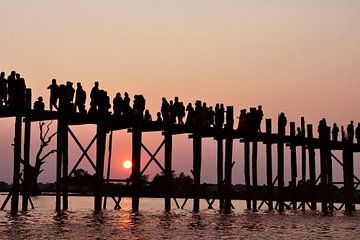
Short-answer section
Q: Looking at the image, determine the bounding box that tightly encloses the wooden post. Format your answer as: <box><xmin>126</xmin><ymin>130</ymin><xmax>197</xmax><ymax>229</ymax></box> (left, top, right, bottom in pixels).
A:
<box><xmin>164</xmin><ymin>131</ymin><xmax>172</xmax><ymax>211</ymax></box>
<box><xmin>300</xmin><ymin>117</ymin><xmax>306</xmax><ymax>210</ymax></box>
<box><xmin>217</xmin><ymin>138</ymin><xmax>224</xmax><ymax>210</ymax></box>
<box><xmin>22</xmin><ymin>120</ymin><xmax>31</xmax><ymax>211</ymax></box>
<box><xmin>94</xmin><ymin>123</ymin><xmax>106</xmax><ymax>211</ymax></box>
<box><xmin>11</xmin><ymin>115</ymin><xmax>22</xmax><ymax>213</ymax></box>
<box><xmin>265</xmin><ymin>119</ymin><xmax>273</xmax><ymax>210</ymax></box>
<box><xmin>103</xmin><ymin>131</ymin><xmax>113</xmax><ymax>209</ymax></box>
<box><xmin>290</xmin><ymin>122</ymin><xmax>297</xmax><ymax>210</ymax></box>
<box><xmin>131</xmin><ymin>129</ymin><xmax>142</xmax><ymax>211</ymax></box>
<box><xmin>343</xmin><ymin>143</ymin><xmax>354</xmax><ymax>213</ymax></box>
<box><xmin>277</xmin><ymin>117</ymin><xmax>285</xmax><ymax>212</ymax></box>
<box><xmin>56</xmin><ymin>120</ymin><xmax>63</xmax><ymax>211</ymax></box>
<box><xmin>244</xmin><ymin>139</ymin><xmax>251</xmax><ymax>210</ymax></box>
<box><xmin>62</xmin><ymin>123</ymin><xmax>69</xmax><ymax>211</ymax></box>
<box><xmin>326</xmin><ymin>127</ymin><xmax>333</xmax><ymax>211</ymax></box>
<box><xmin>319</xmin><ymin>126</ymin><xmax>329</xmax><ymax>213</ymax></box>
<box><xmin>307</xmin><ymin>124</ymin><xmax>316</xmax><ymax>210</ymax></box>
<box><xmin>252</xmin><ymin>141</ymin><xmax>258</xmax><ymax>212</ymax></box>
<box><xmin>192</xmin><ymin>133</ymin><xmax>202</xmax><ymax>212</ymax></box>
<box><xmin>224</xmin><ymin>106</ymin><xmax>234</xmax><ymax>213</ymax></box>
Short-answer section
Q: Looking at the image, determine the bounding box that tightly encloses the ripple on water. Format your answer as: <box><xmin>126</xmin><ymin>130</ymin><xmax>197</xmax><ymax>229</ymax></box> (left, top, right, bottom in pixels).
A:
<box><xmin>0</xmin><ymin>196</ymin><xmax>360</xmax><ymax>240</ymax></box>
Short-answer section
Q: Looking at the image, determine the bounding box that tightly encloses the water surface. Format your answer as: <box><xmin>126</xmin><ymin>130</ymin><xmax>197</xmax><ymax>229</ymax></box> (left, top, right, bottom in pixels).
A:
<box><xmin>0</xmin><ymin>196</ymin><xmax>359</xmax><ymax>239</ymax></box>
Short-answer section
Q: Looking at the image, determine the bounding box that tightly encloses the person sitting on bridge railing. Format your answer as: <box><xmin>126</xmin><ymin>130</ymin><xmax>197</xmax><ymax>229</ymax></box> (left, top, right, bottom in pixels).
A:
<box><xmin>122</xmin><ymin>92</ymin><xmax>132</xmax><ymax>118</ymax></box>
<box><xmin>347</xmin><ymin>121</ymin><xmax>354</xmax><ymax>143</ymax></box>
<box><xmin>0</xmin><ymin>72</ymin><xmax>7</xmax><ymax>107</ymax></box>
<box><xmin>156</xmin><ymin>112</ymin><xmax>163</xmax><ymax>125</ymax></box>
<box><xmin>356</xmin><ymin>123</ymin><xmax>360</xmax><ymax>145</ymax></box>
<box><xmin>144</xmin><ymin>109</ymin><xmax>152</xmax><ymax>125</ymax></box>
<box><xmin>33</xmin><ymin>96</ymin><xmax>45</xmax><ymax>111</ymax></box>
<box><xmin>133</xmin><ymin>94</ymin><xmax>145</xmax><ymax>119</ymax></box>
<box><xmin>332</xmin><ymin>123</ymin><xmax>339</xmax><ymax>142</ymax></box>
<box><xmin>112</xmin><ymin>92</ymin><xmax>123</xmax><ymax>117</ymax></box>
<box><xmin>47</xmin><ymin>79</ymin><xmax>59</xmax><ymax>111</ymax></box>
<box><xmin>75</xmin><ymin>82</ymin><xmax>86</xmax><ymax>114</ymax></box>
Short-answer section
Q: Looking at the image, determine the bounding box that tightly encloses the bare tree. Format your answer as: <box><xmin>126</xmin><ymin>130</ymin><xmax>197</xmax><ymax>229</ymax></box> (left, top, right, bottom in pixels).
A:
<box><xmin>23</xmin><ymin>121</ymin><xmax>57</xmax><ymax>195</ymax></box>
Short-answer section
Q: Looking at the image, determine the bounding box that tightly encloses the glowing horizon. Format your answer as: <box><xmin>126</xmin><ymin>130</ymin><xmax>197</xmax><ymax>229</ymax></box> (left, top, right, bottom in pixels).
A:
<box><xmin>1</xmin><ymin>1</ymin><xmax>360</xmax><ymax>185</ymax></box>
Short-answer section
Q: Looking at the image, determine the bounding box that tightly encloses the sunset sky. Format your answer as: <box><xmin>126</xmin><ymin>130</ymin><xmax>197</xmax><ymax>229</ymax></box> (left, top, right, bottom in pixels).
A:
<box><xmin>0</xmin><ymin>1</ymin><xmax>360</xmax><ymax>185</ymax></box>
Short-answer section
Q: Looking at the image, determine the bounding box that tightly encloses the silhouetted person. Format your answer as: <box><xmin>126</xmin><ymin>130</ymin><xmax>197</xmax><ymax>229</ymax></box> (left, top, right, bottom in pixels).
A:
<box><xmin>178</xmin><ymin>102</ymin><xmax>185</xmax><ymax>125</ymax></box>
<box><xmin>202</xmin><ymin>102</ymin><xmax>209</xmax><ymax>126</ymax></box>
<box><xmin>215</xmin><ymin>104</ymin><xmax>225</xmax><ymax>129</ymax></box>
<box><xmin>156</xmin><ymin>112</ymin><xmax>163</xmax><ymax>125</ymax></box>
<box><xmin>144</xmin><ymin>109</ymin><xmax>152</xmax><ymax>124</ymax></box>
<box><xmin>47</xmin><ymin>79</ymin><xmax>59</xmax><ymax>111</ymax></box>
<box><xmin>296</xmin><ymin>127</ymin><xmax>304</xmax><ymax>139</ymax></box>
<box><xmin>0</xmin><ymin>72</ymin><xmax>7</xmax><ymax>107</ymax></box>
<box><xmin>122</xmin><ymin>92</ymin><xmax>132</xmax><ymax>118</ymax></box>
<box><xmin>75</xmin><ymin>82</ymin><xmax>86</xmax><ymax>114</ymax></box>
<box><xmin>90</xmin><ymin>81</ymin><xmax>100</xmax><ymax>109</ymax></box>
<box><xmin>174</xmin><ymin>97</ymin><xmax>181</xmax><ymax>124</ymax></box>
<box><xmin>113</xmin><ymin>92</ymin><xmax>123</xmax><ymax>117</ymax></box>
<box><xmin>317</xmin><ymin>118</ymin><xmax>329</xmax><ymax>141</ymax></box>
<box><xmin>7</xmin><ymin>71</ymin><xmax>16</xmax><ymax>108</ymax></box>
<box><xmin>33</xmin><ymin>96</ymin><xmax>45</xmax><ymax>111</ymax></box>
<box><xmin>332</xmin><ymin>123</ymin><xmax>339</xmax><ymax>142</ymax></box>
<box><xmin>161</xmin><ymin>97</ymin><xmax>170</xmax><ymax>124</ymax></box>
<box><xmin>14</xmin><ymin>77</ymin><xmax>26</xmax><ymax>111</ymax></box>
<box><xmin>58</xmin><ymin>84</ymin><xmax>67</xmax><ymax>113</ymax></box>
<box><xmin>278</xmin><ymin>112</ymin><xmax>287</xmax><ymax>135</ymax></box>
<box><xmin>194</xmin><ymin>100</ymin><xmax>203</xmax><ymax>127</ymax></box>
<box><xmin>341</xmin><ymin>126</ymin><xmax>345</xmax><ymax>142</ymax></box>
<box><xmin>185</xmin><ymin>103</ymin><xmax>194</xmax><ymax>126</ymax></box>
<box><xmin>237</xmin><ymin>109</ymin><xmax>247</xmax><ymax>131</ymax></box>
<box><xmin>347</xmin><ymin>121</ymin><xmax>354</xmax><ymax>143</ymax></box>
<box><xmin>65</xmin><ymin>81</ymin><xmax>75</xmax><ymax>104</ymax></box>
<box><xmin>256</xmin><ymin>105</ymin><xmax>264</xmax><ymax>132</ymax></box>
<box><xmin>169</xmin><ymin>100</ymin><xmax>176</xmax><ymax>124</ymax></box>
<box><xmin>356</xmin><ymin>123</ymin><xmax>360</xmax><ymax>144</ymax></box>
<box><xmin>208</xmin><ymin>106</ymin><xmax>215</xmax><ymax>127</ymax></box>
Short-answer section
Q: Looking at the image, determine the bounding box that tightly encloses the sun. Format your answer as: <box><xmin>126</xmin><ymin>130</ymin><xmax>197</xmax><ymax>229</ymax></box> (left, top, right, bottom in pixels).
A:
<box><xmin>123</xmin><ymin>160</ymin><xmax>132</xmax><ymax>169</ymax></box>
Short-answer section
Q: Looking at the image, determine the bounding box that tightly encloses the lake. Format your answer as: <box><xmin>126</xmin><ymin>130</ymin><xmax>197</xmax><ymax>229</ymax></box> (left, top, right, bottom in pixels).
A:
<box><xmin>0</xmin><ymin>195</ymin><xmax>359</xmax><ymax>239</ymax></box>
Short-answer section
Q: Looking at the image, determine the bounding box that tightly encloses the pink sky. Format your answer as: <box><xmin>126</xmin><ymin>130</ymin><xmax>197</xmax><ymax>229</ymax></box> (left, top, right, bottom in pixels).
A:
<box><xmin>0</xmin><ymin>1</ymin><xmax>360</xmax><ymax>184</ymax></box>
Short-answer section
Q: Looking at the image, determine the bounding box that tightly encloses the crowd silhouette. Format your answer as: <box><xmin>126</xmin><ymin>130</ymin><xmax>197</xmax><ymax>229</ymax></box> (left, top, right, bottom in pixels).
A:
<box><xmin>1</xmin><ymin>71</ymin><xmax>360</xmax><ymax>144</ymax></box>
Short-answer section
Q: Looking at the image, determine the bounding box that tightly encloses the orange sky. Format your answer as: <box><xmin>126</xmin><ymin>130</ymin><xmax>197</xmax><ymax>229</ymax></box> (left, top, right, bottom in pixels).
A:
<box><xmin>0</xmin><ymin>1</ymin><xmax>360</xmax><ymax>184</ymax></box>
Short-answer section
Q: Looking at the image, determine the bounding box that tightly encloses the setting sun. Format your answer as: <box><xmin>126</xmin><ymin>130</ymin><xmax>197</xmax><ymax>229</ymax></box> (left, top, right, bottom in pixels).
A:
<box><xmin>123</xmin><ymin>160</ymin><xmax>132</xmax><ymax>169</ymax></box>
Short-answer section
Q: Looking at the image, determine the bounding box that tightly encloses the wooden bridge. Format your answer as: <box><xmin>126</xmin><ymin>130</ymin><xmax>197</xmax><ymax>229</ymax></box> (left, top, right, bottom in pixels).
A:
<box><xmin>0</xmin><ymin>89</ymin><xmax>359</xmax><ymax>215</ymax></box>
